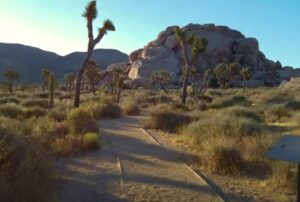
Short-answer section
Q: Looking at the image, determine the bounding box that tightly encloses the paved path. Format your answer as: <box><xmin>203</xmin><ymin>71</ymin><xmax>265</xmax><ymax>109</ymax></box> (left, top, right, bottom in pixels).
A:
<box><xmin>57</xmin><ymin>116</ymin><xmax>223</xmax><ymax>202</ymax></box>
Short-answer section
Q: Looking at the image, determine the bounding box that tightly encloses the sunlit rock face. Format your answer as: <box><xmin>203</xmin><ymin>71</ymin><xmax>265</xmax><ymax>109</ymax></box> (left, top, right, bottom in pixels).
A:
<box><xmin>128</xmin><ymin>23</ymin><xmax>283</xmax><ymax>85</ymax></box>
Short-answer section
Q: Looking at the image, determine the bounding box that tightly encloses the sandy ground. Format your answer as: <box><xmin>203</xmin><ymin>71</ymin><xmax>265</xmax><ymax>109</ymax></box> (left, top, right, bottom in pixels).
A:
<box><xmin>56</xmin><ymin>116</ymin><xmax>223</xmax><ymax>202</ymax></box>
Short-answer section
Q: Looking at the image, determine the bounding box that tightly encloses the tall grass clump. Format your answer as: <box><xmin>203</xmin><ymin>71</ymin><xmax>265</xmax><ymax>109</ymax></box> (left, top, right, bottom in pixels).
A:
<box><xmin>0</xmin><ymin>127</ymin><xmax>55</xmax><ymax>202</ymax></box>
<box><xmin>211</xmin><ymin>95</ymin><xmax>248</xmax><ymax>109</ymax></box>
<box><xmin>21</xmin><ymin>98</ymin><xmax>49</xmax><ymax>108</ymax></box>
<box><xmin>122</xmin><ymin>100</ymin><xmax>140</xmax><ymax>115</ymax></box>
<box><xmin>209</xmin><ymin>146</ymin><xmax>244</xmax><ymax>175</ymax></box>
<box><xmin>85</xmin><ymin>102</ymin><xmax>122</xmax><ymax>119</ymax></box>
<box><xmin>23</xmin><ymin>106</ymin><xmax>47</xmax><ymax>118</ymax></box>
<box><xmin>0</xmin><ymin>104</ymin><xmax>24</xmax><ymax>118</ymax></box>
<box><xmin>68</xmin><ymin>108</ymin><xmax>98</xmax><ymax>135</ymax></box>
<box><xmin>144</xmin><ymin>106</ymin><xmax>192</xmax><ymax>133</ymax></box>
<box><xmin>264</xmin><ymin>104</ymin><xmax>291</xmax><ymax>122</ymax></box>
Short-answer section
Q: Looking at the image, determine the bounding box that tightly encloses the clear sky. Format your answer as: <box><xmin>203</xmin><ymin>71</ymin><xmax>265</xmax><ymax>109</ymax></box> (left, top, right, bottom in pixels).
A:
<box><xmin>0</xmin><ymin>0</ymin><xmax>299</xmax><ymax>67</ymax></box>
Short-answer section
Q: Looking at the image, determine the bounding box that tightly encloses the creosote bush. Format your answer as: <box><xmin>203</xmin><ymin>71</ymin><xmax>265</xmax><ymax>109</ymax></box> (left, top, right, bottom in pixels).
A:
<box><xmin>211</xmin><ymin>95</ymin><xmax>247</xmax><ymax>109</ymax></box>
<box><xmin>68</xmin><ymin>108</ymin><xmax>98</xmax><ymax>135</ymax></box>
<box><xmin>21</xmin><ymin>98</ymin><xmax>49</xmax><ymax>108</ymax></box>
<box><xmin>265</xmin><ymin>104</ymin><xmax>291</xmax><ymax>122</ymax></box>
<box><xmin>85</xmin><ymin>102</ymin><xmax>122</xmax><ymax>119</ymax></box>
<box><xmin>83</xmin><ymin>133</ymin><xmax>101</xmax><ymax>150</ymax></box>
<box><xmin>0</xmin><ymin>127</ymin><xmax>55</xmax><ymax>202</ymax></box>
<box><xmin>209</xmin><ymin>146</ymin><xmax>244</xmax><ymax>175</ymax></box>
<box><xmin>144</xmin><ymin>106</ymin><xmax>192</xmax><ymax>133</ymax></box>
<box><xmin>47</xmin><ymin>109</ymin><xmax>67</xmax><ymax>122</ymax></box>
<box><xmin>23</xmin><ymin>106</ymin><xmax>47</xmax><ymax>118</ymax></box>
<box><xmin>0</xmin><ymin>104</ymin><xmax>24</xmax><ymax>118</ymax></box>
<box><xmin>122</xmin><ymin>100</ymin><xmax>140</xmax><ymax>115</ymax></box>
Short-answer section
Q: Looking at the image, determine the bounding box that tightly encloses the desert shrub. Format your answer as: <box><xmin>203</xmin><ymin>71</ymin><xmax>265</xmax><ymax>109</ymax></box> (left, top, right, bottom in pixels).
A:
<box><xmin>59</xmin><ymin>93</ymin><xmax>73</xmax><ymax>100</ymax></box>
<box><xmin>0</xmin><ymin>104</ymin><xmax>24</xmax><ymax>118</ymax></box>
<box><xmin>270</xmin><ymin>162</ymin><xmax>297</xmax><ymax>192</ymax></box>
<box><xmin>284</xmin><ymin>100</ymin><xmax>300</xmax><ymax>110</ymax></box>
<box><xmin>47</xmin><ymin>109</ymin><xmax>67</xmax><ymax>122</ymax></box>
<box><xmin>0</xmin><ymin>96</ymin><xmax>20</xmax><ymax>105</ymax></box>
<box><xmin>144</xmin><ymin>108</ymin><xmax>192</xmax><ymax>133</ymax></box>
<box><xmin>68</xmin><ymin>108</ymin><xmax>98</xmax><ymax>135</ymax></box>
<box><xmin>16</xmin><ymin>93</ymin><xmax>30</xmax><ymax>99</ymax></box>
<box><xmin>34</xmin><ymin>92</ymin><xmax>48</xmax><ymax>98</ymax></box>
<box><xmin>224</xmin><ymin>106</ymin><xmax>262</xmax><ymax>122</ymax></box>
<box><xmin>23</xmin><ymin>106</ymin><xmax>47</xmax><ymax>118</ymax></box>
<box><xmin>51</xmin><ymin>133</ymin><xmax>100</xmax><ymax>155</ymax></box>
<box><xmin>169</xmin><ymin>102</ymin><xmax>189</xmax><ymax>112</ymax></box>
<box><xmin>0</xmin><ymin>127</ymin><xmax>55</xmax><ymax>202</ymax></box>
<box><xmin>53</xmin><ymin>121</ymin><xmax>70</xmax><ymax>137</ymax></box>
<box><xmin>265</xmin><ymin>104</ymin><xmax>291</xmax><ymax>122</ymax></box>
<box><xmin>122</xmin><ymin>100</ymin><xmax>140</xmax><ymax>115</ymax></box>
<box><xmin>87</xmin><ymin>102</ymin><xmax>122</xmax><ymax>119</ymax></box>
<box><xmin>208</xmin><ymin>146</ymin><xmax>244</xmax><ymax>175</ymax></box>
<box><xmin>21</xmin><ymin>98</ymin><xmax>49</xmax><ymax>108</ymax></box>
<box><xmin>182</xmin><ymin>113</ymin><xmax>263</xmax><ymax>140</ymax></box>
<box><xmin>51</xmin><ymin>136</ymin><xmax>81</xmax><ymax>155</ymax></box>
<box><xmin>250</xmin><ymin>90</ymin><xmax>293</xmax><ymax>105</ymax></box>
<box><xmin>83</xmin><ymin>133</ymin><xmax>101</xmax><ymax>150</ymax></box>
<box><xmin>211</xmin><ymin>95</ymin><xmax>247</xmax><ymax>109</ymax></box>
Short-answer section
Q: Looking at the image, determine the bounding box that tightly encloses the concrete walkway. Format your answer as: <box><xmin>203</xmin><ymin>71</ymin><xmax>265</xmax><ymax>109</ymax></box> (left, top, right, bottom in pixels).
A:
<box><xmin>57</xmin><ymin>116</ymin><xmax>223</xmax><ymax>202</ymax></box>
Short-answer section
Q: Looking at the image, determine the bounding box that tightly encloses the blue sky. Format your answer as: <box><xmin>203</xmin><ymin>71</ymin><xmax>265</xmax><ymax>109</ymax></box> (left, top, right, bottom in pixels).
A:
<box><xmin>0</xmin><ymin>0</ymin><xmax>299</xmax><ymax>67</ymax></box>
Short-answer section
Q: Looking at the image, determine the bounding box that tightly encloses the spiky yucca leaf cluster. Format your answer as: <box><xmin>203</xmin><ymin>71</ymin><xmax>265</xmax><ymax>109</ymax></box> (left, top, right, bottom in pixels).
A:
<box><xmin>83</xmin><ymin>0</ymin><xmax>97</xmax><ymax>21</ymax></box>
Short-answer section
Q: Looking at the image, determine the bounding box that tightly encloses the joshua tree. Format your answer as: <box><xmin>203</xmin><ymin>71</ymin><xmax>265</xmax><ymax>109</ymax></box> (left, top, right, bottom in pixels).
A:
<box><xmin>41</xmin><ymin>69</ymin><xmax>50</xmax><ymax>91</ymax></box>
<box><xmin>112</xmin><ymin>68</ymin><xmax>126</xmax><ymax>103</ymax></box>
<box><xmin>85</xmin><ymin>61</ymin><xmax>100</xmax><ymax>95</ymax></box>
<box><xmin>214</xmin><ymin>62</ymin><xmax>240</xmax><ymax>89</ymax></box>
<box><xmin>64</xmin><ymin>72</ymin><xmax>76</xmax><ymax>91</ymax></box>
<box><xmin>74</xmin><ymin>0</ymin><xmax>115</xmax><ymax>107</ymax></box>
<box><xmin>175</xmin><ymin>28</ymin><xmax>208</xmax><ymax>105</ymax></box>
<box><xmin>48</xmin><ymin>73</ymin><xmax>56</xmax><ymax>107</ymax></box>
<box><xmin>240</xmin><ymin>67</ymin><xmax>252</xmax><ymax>92</ymax></box>
<box><xmin>4</xmin><ymin>70</ymin><xmax>20</xmax><ymax>93</ymax></box>
<box><xmin>150</xmin><ymin>70</ymin><xmax>171</xmax><ymax>93</ymax></box>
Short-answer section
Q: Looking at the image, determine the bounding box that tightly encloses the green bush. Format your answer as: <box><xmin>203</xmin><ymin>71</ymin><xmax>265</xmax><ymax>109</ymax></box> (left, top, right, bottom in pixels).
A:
<box><xmin>23</xmin><ymin>106</ymin><xmax>47</xmax><ymax>118</ymax></box>
<box><xmin>211</xmin><ymin>95</ymin><xmax>247</xmax><ymax>109</ymax></box>
<box><xmin>21</xmin><ymin>98</ymin><xmax>49</xmax><ymax>108</ymax></box>
<box><xmin>182</xmin><ymin>113</ymin><xmax>263</xmax><ymax>140</ymax></box>
<box><xmin>68</xmin><ymin>108</ymin><xmax>98</xmax><ymax>135</ymax></box>
<box><xmin>265</xmin><ymin>104</ymin><xmax>291</xmax><ymax>122</ymax></box>
<box><xmin>209</xmin><ymin>146</ymin><xmax>244</xmax><ymax>175</ymax></box>
<box><xmin>270</xmin><ymin>162</ymin><xmax>297</xmax><ymax>192</ymax></box>
<box><xmin>0</xmin><ymin>97</ymin><xmax>20</xmax><ymax>105</ymax></box>
<box><xmin>47</xmin><ymin>109</ymin><xmax>67</xmax><ymax>122</ymax></box>
<box><xmin>34</xmin><ymin>92</ymin><xmax>49</xmax><ymax>98</ymax></box>
<box><xmin>122</xmin><ymin>100</ymin><xmax>140</xmax><ymax>115</ymax></box>
<box><xmin>144</xmin><ymin>108</ymin><xmax>192</xmax><ymax>133</ymax></box>
<box><xmin>224</xmin><ymin>106</ymin><xmax>262</xmax><ymax>122</ymax></box>
<box><xmin>87</xmin><ymin>102</ymin><xmax>122</xmax><ymax>119</ymax></box>
<box><xmin>0</xmin><ymin>104</ymin><xmax>24</xmax><ymax>118</ymax></box>
<box><xmin>83</xmin><ymin>133</ymin><xmax>101</xmax><ymax>150</ymax></box>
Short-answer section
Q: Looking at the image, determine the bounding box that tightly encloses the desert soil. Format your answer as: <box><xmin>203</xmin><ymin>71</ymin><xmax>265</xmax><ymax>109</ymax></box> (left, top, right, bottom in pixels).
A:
<box><xmin>56</xmin><ymin>116</ymin><xmax>223</xmax><ymax>202</ymax></box>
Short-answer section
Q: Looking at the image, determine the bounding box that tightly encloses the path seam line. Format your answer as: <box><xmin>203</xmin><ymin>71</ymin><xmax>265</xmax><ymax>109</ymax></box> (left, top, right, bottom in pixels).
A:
<box><xmin>108</xmin><ymin>136</ymin><xmax>125</xmax><ymax>186</ymax></box>
<box><xmin>141</xmin><ymin>128</ymin><xmax>226</xmax><ymax>202</ymax></box>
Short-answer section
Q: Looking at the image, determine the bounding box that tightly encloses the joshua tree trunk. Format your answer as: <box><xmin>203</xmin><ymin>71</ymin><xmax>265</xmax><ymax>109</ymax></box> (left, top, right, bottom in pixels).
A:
<box><xmin>74</xmin><ymin>18</ymin><xmax>105</xmax><ymax>107</ymax></box>
<box><xmin>92</xmin><ymin>79</ymin><xmax>96</xmax><ymax>95</ymax></box>
<box><xmin>159</xmin><ymin>82</ymin><xmax>168</xmax><ymax>94</ymax></box>
<box><xmin>243</xmin><ymin>78</ymin><xmax>247</xmax><ymax>92</ymax></box>
<box><xmin>181</xmin><ymin>45</ymin><xmax>189</xmax><ymax>105</ymax></box>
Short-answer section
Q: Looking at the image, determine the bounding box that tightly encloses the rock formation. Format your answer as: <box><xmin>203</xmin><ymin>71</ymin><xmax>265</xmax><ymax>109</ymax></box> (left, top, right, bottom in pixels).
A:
<box><xmin>127</xmin><ymin>23</ymin><xmax>295</xmax><ymax>87</ymax></box>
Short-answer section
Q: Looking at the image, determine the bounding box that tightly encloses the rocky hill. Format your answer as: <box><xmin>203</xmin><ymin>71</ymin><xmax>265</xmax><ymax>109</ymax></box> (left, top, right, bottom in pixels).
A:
<box><xmin>0</xmin><ymin>43</ymin><xmax>128</xmax><ymax>82</ymax></box>
<box><xmin>128</xmin><ymin>23</ymin><xmax>296</xmax><ymax>87</ymax></box>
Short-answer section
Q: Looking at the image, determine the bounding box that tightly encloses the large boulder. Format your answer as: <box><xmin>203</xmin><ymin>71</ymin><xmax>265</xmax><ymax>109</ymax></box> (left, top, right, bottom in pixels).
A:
<box><xmin>128</xmin><ymin>46</ymin><xmax>180</xmax><ymax>80</ymax></box>
<box><xmin>128</xmin><ymin>23</ymin><xmax>284</xmax><ymax>84</ymax></box>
